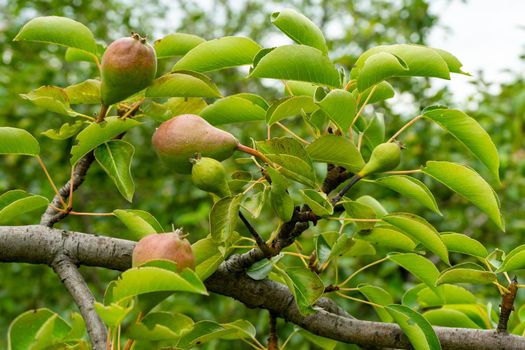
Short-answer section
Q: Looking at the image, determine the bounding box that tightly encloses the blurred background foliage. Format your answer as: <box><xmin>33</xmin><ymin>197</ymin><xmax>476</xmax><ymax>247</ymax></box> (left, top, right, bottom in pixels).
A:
<box><xmin>0</xmin><ymin>0</ymin><xmax>524</xmax><ymax>348</ymax></box>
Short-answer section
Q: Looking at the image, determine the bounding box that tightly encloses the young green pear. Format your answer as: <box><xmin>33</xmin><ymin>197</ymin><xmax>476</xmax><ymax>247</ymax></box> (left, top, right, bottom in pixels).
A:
<box><xmin>101</xmin><ymin>32</ymin><xmax>157</xmax><ymax>106</ymax></box>
<box><xmin>152</xmin><ymin>114</ymin><xmax>239</xmax><ymax>174</ymax></box>
<box><xmin>132</xmin><ymin>232</ymin><xmax>195</xmax><ymax>271</ymax></box>
<box><xmin>358</xmin><ymin>142</ymin><xmax>401</xmax><ymax>177</ymax></box>
<box><xmin>191</xmin><ymin>157</ymin><xmax>231</xmax><ymax>198</ymax></box>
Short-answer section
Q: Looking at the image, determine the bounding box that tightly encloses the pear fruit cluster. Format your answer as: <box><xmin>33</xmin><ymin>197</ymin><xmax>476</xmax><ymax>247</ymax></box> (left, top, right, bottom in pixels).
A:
<box><xmin>101</xmin><ymin>32</ymin><xmax>157</xmax><ymax>106</ymax></box>
<box><xmin>152</xmin><ymin>114</ymin><xmax>239</xmax><ymax>174</ymax></box>
<box><xmin>132</xmin><ymin>231</ymin><xmax>195</xmax><ymax>271</ymax></box>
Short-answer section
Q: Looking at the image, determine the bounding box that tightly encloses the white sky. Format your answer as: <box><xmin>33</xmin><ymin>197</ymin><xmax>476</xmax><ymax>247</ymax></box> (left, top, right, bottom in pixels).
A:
<box><xmin>428</xmin><ymin>0</ymin><xmax>525</xmax><ymax>101</ymax></box>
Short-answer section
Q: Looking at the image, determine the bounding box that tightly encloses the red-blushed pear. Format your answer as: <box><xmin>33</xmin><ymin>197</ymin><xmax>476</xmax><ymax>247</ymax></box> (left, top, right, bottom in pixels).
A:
<box><xmin>100</xmin><ymin>32</ymin><xmax>157</xmax><ymax>106</ymax></box>
<box><xmin>152</xmin><ymin>114</ymin><xmax>239</xmax><ymax>174</ymax></box>
<box><xmin>132</xmin><ymin>232</ymin><xmax>195</xmax><ymax>271</ymax></box>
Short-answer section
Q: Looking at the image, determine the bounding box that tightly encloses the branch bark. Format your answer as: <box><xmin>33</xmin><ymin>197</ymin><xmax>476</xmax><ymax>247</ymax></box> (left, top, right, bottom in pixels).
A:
<box><xmin>51</xmin><ymin>253</ymin><xmax>107</xmax><ymax>349</ymax></box>
<box><xmin>1</xmin><ymin>225</ymin><xmax>524</xmax><ymax>350</ymax></box>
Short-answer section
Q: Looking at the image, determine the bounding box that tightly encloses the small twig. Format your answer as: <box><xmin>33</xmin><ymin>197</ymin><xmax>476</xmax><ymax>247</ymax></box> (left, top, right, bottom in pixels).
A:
<box><xmin>350</xmin><ymin>85</ymin><xmax>377</xmax><ymax>129</ymax></box>
<box><xmin>383</xmin><ymin>169</ymin><xmax>422</xmax><ymax>175</ymax></box>
<box><xmin>268</xmin><ymin>312</ymin><xmax>279</xmax><ymax>350</ymax></box>
<box><xmin>387</xmin><ymin>114</ymin><xmax>423</xmax><ymax>143</ymax></box>
<box><xmin>276</xmin><ymin>122</ymin><xmax>309</xmax><ymax>144</ymax></box>
<box><xmin>336</xmin><ymin>292</ymin><xmax>384</xmax><ymax>308</ymax></box>
<box><xmin>331</xmin><ymin>174</ymin><xmax>362</xmax><ymax>205</ymax></box>
<box><xmin>51</xmin><ymin>254</ymin><xmax>107</xmax><ymax>350</ymax></box>
<box><xmin>339</xmin><ymin>257</ymin><xmax>388</xmax><ymax>287</ymax></box>
<box><xmin>497</xmin><ymin>277</ymin><xmax>518</xmax><ymax>333</ymax></box>
<box><xmin>120</xmin><ymin>99</ymin><xmax>144</xmax><ymax>120</ymax></box>
<box><xmin>69</xmin><ymin>211</ymin><xmax>115</xmax><ymax>217</ymax></box>
<box><xmin>36</xmin><ymin>156</ymin><xmax>67</xmax><ymax>208</ymax></box>
<box><xmin>237</xmin><ymin>143</ymin><xmax>273</xmax><ymax>165</ymax></box>
<box><xmin>239</xmin><ymin>211</ymin><xmax>274</xmax><ymax>258</ymax></box>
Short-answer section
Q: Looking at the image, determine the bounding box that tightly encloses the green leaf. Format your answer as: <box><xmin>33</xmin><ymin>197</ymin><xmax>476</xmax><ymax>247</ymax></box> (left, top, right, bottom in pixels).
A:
<box><xmin>386</xmin><ymin>304</ymin><xmax>442</xmax><ymax>350</ymax></box>
<box><xmin>437</xmin><ymin>264</ymin><xmax>496</xmax><ymax>285</ymax></box>
<box><xmin>64</xmin><ymin>45</ymin><xmax>102</xmax><ymax>63</ymax></box>
<box><xmin>417</xmin><ymin>284</ymin><xmax>477</xmax><ymax>308</ymax></box>
<box><xmin>95</xmin><ymin>140</ymin><xmax>135</xmax><ymax>202</ymax></box>
<box><xmin>423</xmin><ymin>108</ymin><xmax>500</xmax><ymax>182</ymax></box>
<box><xmin>306</xmin><ymin>135</ymin><xmax>365</xmax><ymax>173</ymax></box>
<box><xmin>192</xmin><ymin>237</ymin><xmax>224</xmax><ymax>280</ymax></box>
<box><xmin>146</xmin><ymin>71</ymin><xmax>221</xmax><ymax>98</ymax></box>
<box><xmin>297</xmin><ymin>329</ymin><xmax>338</xmax><ymax>350</ymax></box>
<box><xmin>440</xmin><ymin>233</ymin><xmax>488</xmax><ymax>258</ymax></box>
<box><xmin>112</xmin><ymin>267</ymin><xmax>207</xmax><ymax>302</ymax></box>
<box><xmin>314</xmin><ymin>88</ymin><xmax>357</xmax><ymax>131</ymax></box>
<box><xmin>173</xmin><ymin>36</ymin><xmax>261</xmax><ymax>72</ymax></box>
<box><xmin>355</xmin><ymin>81</ymin><xmax>395</xmax><ymax>106</ymax></box>
<box><xmin>360</xmin><ymin>113</ymin><xmax>386</xmax><ymax>150</ymax></box>
<box><xmin>276</xmin><ymin>266</ymin><xmax>324</xmax><ymax>315</ymax></box>
<box><xmin>178</xmin><ymin>320</ymin><xmax>256</xmax><ymax>348</ymax></box>
<box><xmin>0</xmin><ymin>190</ymin><xmax>49</xmax><ymax>225</ymax></box>
<box><xmin>8</xmin><ymin>308</ymin><xmax>70</xmax><ymax>350</ymax></box>
<box><xmin>70</xmin><ymin>116</ymin><xmax>141</xmax><ymax>165</ymax></box>
<box><xmin>497</xmin><ymin>245</ymin><xmax>525</xmax><ymax>272</ymax></box>
<box><xmin>423</xmin><ymin>309</ymin><xmax>481</xmax><ymax>329</ymax></box>
<box><xmin>267</xmin><ymin>167</ymin><xmax>294</xmax><ymax>222</ymax></box>
<box><xmin>154</xmin><ymin>33</ymin><xmax>205</xmax><ymax>59</ymax></box>
<box><xmin>266</xmin><ymin>96</ymin><xmax>318</xmax><ymax>125</ymax></box>
<box><xmin>200</xmin><ymin>94</ymin><xmax>267</xmax><ymax>125</ymax></box>
<box><xmin>14</xmin><ymin>16</ymin><xmax>97</xmax><ymax>54</ymax></box>
<box><xmin>113</xmin><ymin>209</ymin><xmax>164</xmax><ymax>240</ymax></box>
<box><xmin>432</xmin><ymin>48</ymin><xmax>469</xmax><ymax>74</ymax></box>
<box><xmin>358</xmin><ymin>284</ymin><xmax>394</xmax><ymax>322</ymax></box>
<box><xmin>142</xmin><ymin>97</ymin><xmax>207</xmax><ymax>123</ymax></box>
<box><xmin>42</xmin><ymin>121</ymin><xmax>85</xmax><ymax>140</ymax></box>
<box><xmin>383</xmin><ymin>213</ymin><xmax>450</xmax><ymax>265</ymax></box>
<box><xmin>0</xmin><ymin>127</ymin><xmax>40</xmax><ymax>156</ymax></box>
<box><xmin>423</xmin><ymin>161</ymin><xmax>504</xmax><ymax>230</ymax></box>
<box><xmin>285</xmin><ymin>81</ymin><xmax>319</xmax><ymax>97</ymax></box>
<box><xmin>64</xmin><ymin>79</ymin><xmax>101</xmax><ymax>104</ymax></box>
<box><xmin>127</xmin><ymin>312</ymin><xmax>194</xmax><ymax>341</ymax></box>
<box><xmin>356</xmin><ymin>52</ymin><xmax>409</xmax><ymax>91</ymax></box>
<box><xmin>247</xmin><ymin>254</ymin><xmax>283</xmax><ymax>280</ymax></box>
<box><xmin>356</xmin><ymin>225</ymin><xmax>416</xmax><ymax>251</ymax></box>
<box><xmin>352</xmin><ymin>44</ymin><xmax>452</xmax><ymax>91</ymax></box>
<box><xmin>271</xmin><ymin>9</ymin><xmax>327</xmax><ymax>53</ymax></box>
<box><xmin>250</xmin><ymin>45</ymin><xmax>341</xmax><ymax>87</ymax></box>
<box><xmin>300</xmin><ymin>189</ymin><xmax>333</xmax><ymax>217</ymax></box>
<box><xmin>356</xmin><ymin>195</ymin><xmax>388</xmax><ymax>217</ymax></box>
<box><xmin>210</xmin><ymin>195</ymin><xmax>242</xmax><ymax>243</ymax></box>
<box><xmin>20</xmin><ymin>86</ymin><xmax>77</xmax><ymax>116</ymax></box>
<box><xmin>257</xmin><ymin>138</ymin><xmax>316</xmax><ymax>186</ymax></box>
<box><xmin>374</xmin><ymin>175</ymin><xmax>441</xmax><ymax>214</ymax></box>
<box><xmin>342</xmin><ymin>201</ymin><xmax>377</xmax><ymax>230</ymax></box>
<box><xmin>388</xmin><ymin>253</ymin><xmax>440</xmax><ymax>294</ymax></box>
<box><xmin>94</xmin><ymin>301</ymin><xmax>134</xmax><ymax>327</ymax></box>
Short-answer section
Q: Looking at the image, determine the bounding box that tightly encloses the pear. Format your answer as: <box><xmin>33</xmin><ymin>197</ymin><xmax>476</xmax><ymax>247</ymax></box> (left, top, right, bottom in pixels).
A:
<box><xmin>191</xmin><ymin>156</ymin><xmax>231</xmax><ymax>198</ymax></box>
<box><xmin>152</xmin><ymin>114</ymin><xmax>239</xmax><ymax>174</ymax></box>
<box><xmin>101</xmin><ymin>32</ymin><xmax>157</xmax><ymax>106</ymax></box>
<box><xmin>132</xmin><ymin>231</ymin><xmax>195</xmax><ymax>271</ymax></box>
<box><xmin>358</xmin><ymin>142</ymin><xmax>401</xmax><ymax>177</ymax></box>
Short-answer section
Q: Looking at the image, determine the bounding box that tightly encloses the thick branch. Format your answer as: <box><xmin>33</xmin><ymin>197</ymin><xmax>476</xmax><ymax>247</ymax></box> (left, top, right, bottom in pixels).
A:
<box><xmin>51</xmin><ymin>254</ymin><xmax>106</xmax><ymax>349</ymax></box>
<box><xmin>1</xmin><ymin>226</ymin><xmax>524</xmax><ymax>350</ymax></box>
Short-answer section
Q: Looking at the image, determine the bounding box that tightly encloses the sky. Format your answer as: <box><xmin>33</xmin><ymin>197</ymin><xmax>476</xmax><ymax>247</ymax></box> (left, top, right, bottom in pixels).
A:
<box><xmin>428</xmin><ymin>0</ymin><xmax>525</xmax><ymax>101</ymax></box>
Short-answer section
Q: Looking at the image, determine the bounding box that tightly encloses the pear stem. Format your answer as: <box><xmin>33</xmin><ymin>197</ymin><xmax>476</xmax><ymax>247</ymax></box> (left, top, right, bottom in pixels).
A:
<box><xmin>236</xmin><ymin>143</ymin><xmax>272</xmax><ymax>165</ymax></box>
<box><xmin>331</xmin><ymin>174</ymin><xmax>362</xmax><ymax>205</ymax></box>
<box><xmin>96</xmin><ymin>104</ymin><xmax>109</xmax><ymax>123</ymax></box>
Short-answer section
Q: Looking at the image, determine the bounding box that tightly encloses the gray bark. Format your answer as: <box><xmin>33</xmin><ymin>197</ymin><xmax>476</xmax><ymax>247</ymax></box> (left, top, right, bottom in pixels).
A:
<box><xmin>1</xmin><ymin>225</ymin><xmax>524</xmax><ymax>350</ymax></box>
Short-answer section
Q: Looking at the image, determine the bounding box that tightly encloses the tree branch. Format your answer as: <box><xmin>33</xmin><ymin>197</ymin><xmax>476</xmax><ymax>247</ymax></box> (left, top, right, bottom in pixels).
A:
<box><xmin>51</xmin><ymin>253</ymin><xmax>107</xmax><ymax>349</ymax></box>
<box><xmin>1</xmin><ymin>226</ymin><xmax>524</xmax><ymax>350</ymax></box>
<box><xmin>40</xmin><ymin>151</ymin><xmax>96</xmax><ymax>227</ymax></box>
